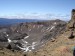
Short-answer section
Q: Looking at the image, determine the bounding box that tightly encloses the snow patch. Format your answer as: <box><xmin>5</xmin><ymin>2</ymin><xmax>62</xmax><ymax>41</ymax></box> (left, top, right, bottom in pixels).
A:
<box><xmin>29</xmin><ymin>50</ymin><xmax>31</xmax><ymax>51</ymax></box>
<box><xmin>29</xmin><ymin>29</ymin><xmax>31</xmax><ymax>31</ymax></box>
<box><xmin>32</xmin><ymin>42</ymin><xmax>37</xmax><ymax>45</ymax></box>
<box><xmin>24</xmin><ymin>36</ymin><xmax>29</xmax><ymax>39</ymax></box>
<box><xmin>54</xmin><ymin>22</ymin><xmax>57</xmax><ymax>24</ymax></box>
<box><xmin>17</xmin><ymin>41</ymin><xmax>37</xmax><ymax>52</ymax></box>
<box><xmin>8</xmin><ymin>38</ymin><xmax>12</xmax><ymax>43</ymax></box>
<box><xmin>31</xmin><ymin>42</ymin><xmax>37</xmax><ymax>50</ymax></box>
<box><xmin>25</xmin><ymin>41</ymin><xmax>28</xmax><ymax>43</ymax></box>
<box><xmin>17</xmin><ymin>31</ymin><xmax>19</xmax><ymax>32</ymax></box>
<box><xmin>32</xmin><ymin>47</ymin><xmax>35</xmax><ymax>49</ymax></box>
<box><xmin>22</xmin><ymin>39</ymin><xmax>28</xmax><ymax>44</ymax></box>
<box><xmin>6</xmin><ymin>34</ymin><xmax>9</xmax><ymax>37</ymax></box>
<box><xmin>49</xmin><ymin>26</ymin><xmax>55</xmax><ymax>31</ymax></box>
<box><xmin>17</xmin><ymin>45</ymin><xmax>30</xmax><ymax>52</ymax></box>
<box><xmin>46</xmin><ymin>27</ymin><xmax>50</xmax><ymax>30</ymax></box>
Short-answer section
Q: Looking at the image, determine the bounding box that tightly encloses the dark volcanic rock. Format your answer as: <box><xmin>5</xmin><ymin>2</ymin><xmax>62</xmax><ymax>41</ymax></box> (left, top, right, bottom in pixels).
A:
<box><xmin>67</xmin><ymin>9</ymin><xmax>75</xmax><ymax>29</ymax></box>
<box><xmin>0</xmin><ymin>19</ymin><xmax>66</xmax><ymax>52</ymax></box>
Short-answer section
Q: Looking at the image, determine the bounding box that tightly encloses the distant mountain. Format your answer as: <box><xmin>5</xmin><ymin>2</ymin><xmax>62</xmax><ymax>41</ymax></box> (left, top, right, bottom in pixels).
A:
<box><xmin>0</xmin><ymin>18</ymin><xmax>43</xmax><ymax>26</ymax></box>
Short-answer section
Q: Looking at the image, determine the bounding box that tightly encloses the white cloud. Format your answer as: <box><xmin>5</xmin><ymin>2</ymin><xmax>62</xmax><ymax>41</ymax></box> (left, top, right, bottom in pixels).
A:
<box><xmin>0</xmin><ymin>13</ymin><xmax>70</xmax><ymax>20</ymax></box>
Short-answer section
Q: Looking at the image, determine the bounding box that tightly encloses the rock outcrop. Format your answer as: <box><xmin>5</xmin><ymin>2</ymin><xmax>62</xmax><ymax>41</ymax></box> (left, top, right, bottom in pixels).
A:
<box><xmin>67</xmin><ymin>9</ymin><xmax>75</xmax><ymax>39</ymax></box>
<box><xmin>67</xmin><ymin>9</ymin><xmax>75</xmax><ymax>28</ymax></box>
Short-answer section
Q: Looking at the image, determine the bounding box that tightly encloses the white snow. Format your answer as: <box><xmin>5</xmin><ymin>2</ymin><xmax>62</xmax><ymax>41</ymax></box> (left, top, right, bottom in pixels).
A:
<box><xmin>51</xmin><ymin>26</ymin><xmax>55</xmax><ymax>29</ymax></box>
<box><xmin>54</xmin><ymin>22</ymin><xmax>57</xmax><ymax>24</ymax></box>
<box><xmin>6</xmin><ymin>34</ymin><xmax>9</xmax><ymax>37</ymax></box>
<box><xmin>29</xmin><ymin>50</ymin><xmax>31</xmax><ymax>51</ymax></box>
<box><xmin>8</xmin><ymin>38</ymin><xmax>12</xmax><ymax>43</ymax></box>
<box><xmin>50</xmin><ymin>26</ymin><xmax>55</xmax><ymax>30</ymax></box>
<box><xmin>25</xmin><ymin>41</ymin><xmax>28</xmax><ymax>43</ymax></box>
<box><xmin>17</xmin><ymin>45</ymin><xmax>29</xmax><ymax>52</ymax></box>
<box><xmin>17</xmin><ymin>41</ymin><xmax>38</xmax><ymax>52</ymax></box>
<box><xmin>29</xmin><ymin>29</ymin><xmax>31</xmax><ymax>31</ymax></box>
<box><xmin>24</xmin><ymin>36</ymin><xmax>29</xmax><ymax>39</ymax></box>
<box><xmin>32</xmin><ymin>47</ymin><xmax>35</xmax><ymax>49</ymax></box>
<box><xmin>46</xmin><ymin>27</ymin><xmax>51</xmax><ymax>30</ymax></box>
<box><xmin>17</xmin><ymin>45</ymin><xmax>31</xmax><ymax>52</ymax></box>
<box><xmin>22</xmin><ymin>39</ymin><xmax>28</xmax><ymax>44</ymax></box>
<box><xmin>25</xmin><ymin>47</ymin><xmax>29</xmax><ymax>52</ymax></box>
<box><xmin>31</xmin><ymin>42</ymin><xmax>37</xmax><ymax>50</ymax></box>
<box><xmin>17</xmin><ymin>31</ymin><xmax>19</xmax><ymax>32</ymax></box>
<box><xmin>32</xmin><ymin>42</ymin><xmax>37</xmax><ymax>45</ymax></box>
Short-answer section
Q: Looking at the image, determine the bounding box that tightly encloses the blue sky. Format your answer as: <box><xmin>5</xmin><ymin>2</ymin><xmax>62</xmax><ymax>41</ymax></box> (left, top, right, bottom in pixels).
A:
<box><xmin>0</xmin><ymin>0</ymin><xmax>75</xmax><ymax>20</ymax></box>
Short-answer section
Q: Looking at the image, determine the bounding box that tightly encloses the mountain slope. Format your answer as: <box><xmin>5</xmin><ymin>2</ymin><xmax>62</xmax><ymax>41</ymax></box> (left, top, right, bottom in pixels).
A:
<box><xmin>0</xmin><ymin>19</ymin><xmax>66</xmax><ymax>52</ymax></box>
<box><xmin>27</xmin><ymin>31</ymin><xmax>75</xmax><ymax>56</ymax></box>
<box><xmin>26</xmin><ymin>9</ymin><xmax>75</xmax><ymax>56</ymax></box>
<box><xmin>0</xmin><ymin>27</ymin><xmax>75</xmax><ymax>56</ymax></box>
<box><xmin>0</xmin><ymin>9</ymin><xmax>75</xmax><ymax>56</ymax></box>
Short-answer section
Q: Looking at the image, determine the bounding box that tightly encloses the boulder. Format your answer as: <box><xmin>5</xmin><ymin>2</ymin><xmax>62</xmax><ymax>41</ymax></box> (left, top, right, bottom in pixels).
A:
<box><xmin>68</xmin><ymin>31</ymin><xmax>74</xmax><ymax>39</ymax></box>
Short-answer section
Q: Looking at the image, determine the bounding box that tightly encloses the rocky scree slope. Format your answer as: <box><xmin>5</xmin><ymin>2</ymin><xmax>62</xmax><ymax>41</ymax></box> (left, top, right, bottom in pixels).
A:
<box><xmin>0</xmin><ymin>19</ymin><xmax>66</xmax><ymax>52</ymax></box>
